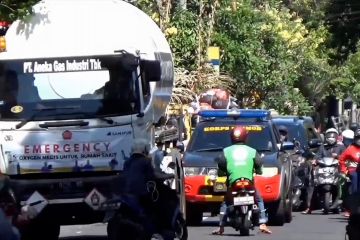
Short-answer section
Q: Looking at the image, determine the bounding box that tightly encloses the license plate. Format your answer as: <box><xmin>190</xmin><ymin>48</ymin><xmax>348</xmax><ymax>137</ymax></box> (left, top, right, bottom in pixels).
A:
<box><xmin>234</xmin><ymin>196</ymin><xmax>254</xmax><ymax>206</ymax></box>
<box><xmin>213</xmin><ymin>182</ymin><xmax>227</xmax><ymax>192</ymax></box>
<box><xmin>318</xmin><ymin>168</ymin><xmax>334</xmax><ymax>174</ymax></box>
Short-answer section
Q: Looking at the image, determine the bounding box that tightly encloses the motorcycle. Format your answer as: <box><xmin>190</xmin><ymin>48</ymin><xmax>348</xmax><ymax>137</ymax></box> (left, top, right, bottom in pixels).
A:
<box><xmin>226</xmin><ymin>178</ymin><xmax>259</xmax><ymax>236</ymax></box>
<box><xmin>345</xmin><ymin>193</ymin><xmax>360</xmax><ymax>240</ymax></box>
<box><xmin>103</xmin><ymin>174</ymin><xmax>188</xmax><ymax>240</ymax></box>
<box><xmin>291</xmin><ymin>148</ymin><xmax>314</xmax><ymax>211</ymax></box>
<box><xmin>313</xmin><ymin>157</ymin><xmax>340</xmax><ymax>214</ymax></box>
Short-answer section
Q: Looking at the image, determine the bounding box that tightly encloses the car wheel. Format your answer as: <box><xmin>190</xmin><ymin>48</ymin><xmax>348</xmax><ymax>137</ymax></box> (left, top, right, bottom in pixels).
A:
<box><xmin>186</xmin><ymin>203</ymin><xmax>202</xmax><ymax>226</ymax></box>
<box><xmin>268</xmin><ymin>189</ymin><xmax>286</xmax><ymax>226</ymax></box>
<box><xmin>285</xmin><ymin>190</ymin><xmax>293</xmax><ymax>223</ymax></box>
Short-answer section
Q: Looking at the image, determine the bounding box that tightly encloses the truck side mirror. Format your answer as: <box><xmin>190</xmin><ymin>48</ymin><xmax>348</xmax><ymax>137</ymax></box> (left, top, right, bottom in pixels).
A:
<box><xmin>280</xmin><ymin>141</ymin><xmax>295</xmax><ymax>151</ymax></box>
<box><xmin>141</xmin><ymin>60</ymin><xmax>161</xmax><ymax>82</ymax></box>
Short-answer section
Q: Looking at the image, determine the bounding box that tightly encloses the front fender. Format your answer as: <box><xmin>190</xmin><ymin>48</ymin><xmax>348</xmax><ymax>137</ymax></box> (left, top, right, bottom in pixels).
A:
<box><xmin>255</xmin><ymin>166</ymin><xmax>286</xmax><ymax>202</ymax></box>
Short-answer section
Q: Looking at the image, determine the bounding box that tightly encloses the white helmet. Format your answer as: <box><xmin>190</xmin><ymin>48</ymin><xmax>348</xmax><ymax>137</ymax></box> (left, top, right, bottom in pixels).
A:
<box><xmin>325</xmin><ymin>128</ymin><xmax>338</xmax><ymax>145</ymax></box>
<box><xmin>342</xmin><ymin>129</ymin><xmax>354</xmax><ymax>139</ymax></box>
<box><xmin>325</xmin><ymin>128</ymin><xmax>339</xmax><ymax>135</ymax></box>
<box><xmin>131</xmin><ymin>138</ymin><xmax>150</xmax><ymax>156</ymax></box>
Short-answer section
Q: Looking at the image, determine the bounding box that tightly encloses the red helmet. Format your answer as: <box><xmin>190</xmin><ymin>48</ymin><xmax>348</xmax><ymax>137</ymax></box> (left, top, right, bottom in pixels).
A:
<box><xmin>231</xmin><ymin>126</ymin><xmax>248</xmax><ymax>143</ymax></box>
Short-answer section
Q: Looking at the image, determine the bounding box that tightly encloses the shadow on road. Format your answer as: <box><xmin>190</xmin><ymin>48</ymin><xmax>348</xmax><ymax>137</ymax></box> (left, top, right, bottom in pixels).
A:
<box><xmin>329</xmin><ymin>217</ymin><xmax>348</xmax><ymax>223</ymax></box>
<box><xmin>189</xmin><ymin>220</ymin><xmax>219</xmax><ymax>227</ymax></box>
<box><xmin>60</xmin><ymin>236</ymin><xmax>107</xmax><ymax>240</ymax></box>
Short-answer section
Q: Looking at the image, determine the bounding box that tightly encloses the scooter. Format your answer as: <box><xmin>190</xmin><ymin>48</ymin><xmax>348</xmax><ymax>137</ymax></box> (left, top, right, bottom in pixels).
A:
<box><xmin>291</xmin><ymin>148</ymin><xmax>314</xmax><ymax>211</ymax></box>
<box><xmin>313</xmin><ymin>157</ymin><xmax>340</xmax><ymax>214</ymax></box>
<box><xmin>103</xmin><ymin>174</ymin><xmax>188</xmax><ymax>240</ymax></box>
<box><xmin>226</xmin><ymin>178</ymin><xmax>259</xmax><ymax>236</ymax></box>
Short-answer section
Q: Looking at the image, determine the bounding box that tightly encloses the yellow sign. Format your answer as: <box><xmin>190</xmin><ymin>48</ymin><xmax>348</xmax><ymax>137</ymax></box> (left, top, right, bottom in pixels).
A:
<box><xmin>207</xmin><ymin>46</ymin><xmax>220</xmax><ymax>60</ymax></box>
<box><xmin>204</xmin><ymin>126</ymin><xmax>263</xmax><ymax>132</ymax></box>
<box><xmin>11</xmin><ymin>105</ymin><xmax>23</xmax><ymax>114</ymax></box>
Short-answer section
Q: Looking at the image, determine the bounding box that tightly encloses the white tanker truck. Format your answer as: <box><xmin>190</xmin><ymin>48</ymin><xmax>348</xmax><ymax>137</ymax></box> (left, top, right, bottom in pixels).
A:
<box><xmin>0</xmin><ymin>0</ymin><xmax>180</xmax><ymax>239</ymax></box>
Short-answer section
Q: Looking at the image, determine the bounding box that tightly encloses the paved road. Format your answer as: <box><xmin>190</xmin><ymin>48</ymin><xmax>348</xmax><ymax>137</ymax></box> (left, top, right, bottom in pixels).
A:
<box><xmin>60</xmin><ymin>211</ymin><xmax>347</xmax><ymax>240</ymax></box>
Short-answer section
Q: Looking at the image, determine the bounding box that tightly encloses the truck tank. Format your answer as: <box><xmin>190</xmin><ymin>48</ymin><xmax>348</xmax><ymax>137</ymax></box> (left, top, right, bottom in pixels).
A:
<box><xmin>1</xmin><ymin>0</ymin><xmax>173</xmax><ymax>124</ymax></box>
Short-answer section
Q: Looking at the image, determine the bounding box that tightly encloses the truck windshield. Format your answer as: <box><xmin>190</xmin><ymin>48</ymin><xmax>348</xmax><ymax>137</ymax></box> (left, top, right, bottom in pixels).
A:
<box><xmin>188</xmin><ymin>123</ymin><xmax>276</xmax><ymax>152</ymax></box>
<box><xmin>0</xmin><ymin>54</ymin><xmax>140</xmax><ymax>120</ymax></box>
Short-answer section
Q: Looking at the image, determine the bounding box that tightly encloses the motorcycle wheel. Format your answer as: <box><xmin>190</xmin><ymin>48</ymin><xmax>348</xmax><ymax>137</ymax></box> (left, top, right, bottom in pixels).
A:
<box><xmin>107</xmin><ymin>214</ymin><xmax>146</xmax><ymax>240</ymax></box>
<box><xmin>174</xmin><ymin>214</ymin><xmax>188</xmax><ymax>240</ymax></box>
<box><xmin>239</xmin><ymin>214</ymin><xmax>251</xmax><ymax>236</ymax></box>
<box><xmin>323</xmin><ymin>192</ymin><xmax>331</xmax><ymax>215</ymax></box>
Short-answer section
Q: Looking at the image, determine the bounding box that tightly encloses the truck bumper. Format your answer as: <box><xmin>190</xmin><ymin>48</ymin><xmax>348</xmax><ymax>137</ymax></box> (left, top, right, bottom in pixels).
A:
<box><xmin>8</xmin><ymin>172</ymin><xmax>122</xmax><ymax>224</ymax></box>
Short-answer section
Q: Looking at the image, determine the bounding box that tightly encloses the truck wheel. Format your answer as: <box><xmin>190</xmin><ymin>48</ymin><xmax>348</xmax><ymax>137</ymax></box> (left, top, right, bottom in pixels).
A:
<box><xmin>268</xmin><ymin>198</ymin><xmax>285</xmax><ymax>226</ymax></box>
<box><xmin>186</xmin><ymin>204</ymin><xmax>202</xmax><ymax>226</ymax></box>
<box><xmin>20</xmin><ymin>221</ymin><xmax>60</xmax><ymax>240</ymax></box>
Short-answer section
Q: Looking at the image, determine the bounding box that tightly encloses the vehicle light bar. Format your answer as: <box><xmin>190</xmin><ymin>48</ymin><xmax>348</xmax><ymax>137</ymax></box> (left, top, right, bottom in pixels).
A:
<box><xmin>198</xmin><ymin>109</ymin><xmax>270</xmax><ymax>119</ymax></box>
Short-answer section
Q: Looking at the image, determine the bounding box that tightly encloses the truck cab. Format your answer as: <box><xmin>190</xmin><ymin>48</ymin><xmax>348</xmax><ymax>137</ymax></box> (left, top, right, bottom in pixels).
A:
<box><xmin>0</xmin><ymin>1</ymin><xmax>174</xmax><ymax>239</ymax></box>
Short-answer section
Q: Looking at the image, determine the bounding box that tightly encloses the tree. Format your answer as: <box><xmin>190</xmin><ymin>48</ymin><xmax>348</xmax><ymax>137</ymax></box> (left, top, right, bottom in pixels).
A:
<box><xmin>0</xmin><ymin>1</ymin><xmax>38</xmax><ymax>22</ymax></box>
<box><xmin>326</xmin><ymin>0</ymin><xmax>360</xmax><ymax>63</ymax></box>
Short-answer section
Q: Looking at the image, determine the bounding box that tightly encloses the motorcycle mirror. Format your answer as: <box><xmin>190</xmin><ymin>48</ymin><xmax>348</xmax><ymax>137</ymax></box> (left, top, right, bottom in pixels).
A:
<box><xmin>308</xmin><ymin>138</ymin><xmax>322</xmax><ymax>148</ymax></box>
<box><xmin>176</xmin><ymin>141</ymin><xmax>185</xmax><ymax>153</ymax></box>
<box><xmin>281</xmin><ymin>141</ymin><xmax>295</xmax><ymax>151</ymax></box>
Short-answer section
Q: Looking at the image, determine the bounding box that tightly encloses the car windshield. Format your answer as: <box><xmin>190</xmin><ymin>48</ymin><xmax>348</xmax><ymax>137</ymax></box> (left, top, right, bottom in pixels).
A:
<box><xmin>273</xmin><ymin>121</ymin><xmax>306</xmax><ymax>146</ymax></box>
<box><xmin>188</xmin><ymin>123</ymin><xmax>276</xmax><ymax>152</ymax></box>
<box><xmin>0</xmin><ymin>54</ymin><xmax>140</xmax><ymax>120</ymax></box>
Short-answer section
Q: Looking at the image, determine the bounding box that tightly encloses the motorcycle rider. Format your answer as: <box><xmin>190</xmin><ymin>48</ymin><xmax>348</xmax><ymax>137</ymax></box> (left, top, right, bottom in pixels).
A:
<box><xmin>122</xmin><ymin>138</ymin><xmax>178</xmax><ymax>239</ymax></box>
<box><xmin>211</xmin><ymin>126</ymin><xmax>272</xmax><ymax>235</ymax></box>
<box><xmin>339</xmin><ymin>128</ymin><xmax>360</xmax><ymax>217</ymax></box>
<box><xmin>278</xmin><ymin>125</ymin><xmax>288</xmax><ymax>142</ymax></box>
<box><xmin>342</xmin><ymin>129</ymin><xmax>355</xmax><ymax>148</ymax></box>
<box><xmin>302</xmin><ymin>128</ymin><xmax>346</xmax><ymax>214</ymax></box>
<box><xmin>0</xmin><ymin>174</ymin><xmax>20</xmax><ymax>240</ymax></box>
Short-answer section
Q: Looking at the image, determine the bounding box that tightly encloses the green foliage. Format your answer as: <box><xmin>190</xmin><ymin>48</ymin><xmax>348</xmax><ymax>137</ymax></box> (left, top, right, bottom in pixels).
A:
<box><xmin>0</xmin><ymin>1</ymin><xmax>38</xmax><ymax>22</ymax></box>
<box><xmin>168</xmin><ymin>10</ymin><xmax>199</xmax><ymax>69</ymax></box>
<box><xmin>2</xmin><ymin>0</ymin><xmax>352</xmax><ymax>116</ymax></box>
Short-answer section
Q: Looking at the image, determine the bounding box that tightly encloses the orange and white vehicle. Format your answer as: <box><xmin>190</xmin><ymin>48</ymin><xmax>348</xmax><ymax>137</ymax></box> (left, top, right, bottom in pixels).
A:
<box><xmin>183</xmin><ymin>109</ymin><xmax>294</xmax><ymax>226</ymax></box>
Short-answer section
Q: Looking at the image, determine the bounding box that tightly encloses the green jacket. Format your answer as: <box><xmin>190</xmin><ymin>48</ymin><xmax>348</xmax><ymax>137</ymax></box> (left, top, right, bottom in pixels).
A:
<box><xmin>217</xmin><ymin>144</ymin><xmax>262</xmax><ymax>186</ymax></box>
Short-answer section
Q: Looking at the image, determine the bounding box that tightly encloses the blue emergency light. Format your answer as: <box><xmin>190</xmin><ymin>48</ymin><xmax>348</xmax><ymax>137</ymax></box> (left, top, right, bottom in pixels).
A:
<box><xmin>198</xmin><ymin>109</ymin><xmax>270</xmax><ymax>119</ymax></box>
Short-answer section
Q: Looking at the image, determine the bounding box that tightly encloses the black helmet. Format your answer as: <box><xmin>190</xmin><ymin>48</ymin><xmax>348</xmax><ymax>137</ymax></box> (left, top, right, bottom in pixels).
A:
<box><xmin>278</xmin><ymin>125</ymin><xmax>288</xmax><ymax>141</ymax></box>
<box><xmin>350</xmin><ymin>123</ymin><xmax>359</xmax><ymax>132</ymax></box>
<box><xmin>353</xmin><ymin>128</ymin><xmax>360</xmax><ymax>146</ymax></box>
<box><xmin>354</xmin><ymin>128</ymin><xmax>360</xmax><ymax>139</ymax></box>
<box><xmin>278</xmin><ymin>125</ymin><xmax>288</xmax><ymax>135</ymax></box>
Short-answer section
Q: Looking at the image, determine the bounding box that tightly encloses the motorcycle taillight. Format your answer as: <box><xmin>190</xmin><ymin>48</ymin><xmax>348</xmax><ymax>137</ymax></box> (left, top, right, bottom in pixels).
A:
<box><xmin>232</xmin><ymin>180</ymin><xmax>253</xmax><ymax>191</ymax></box>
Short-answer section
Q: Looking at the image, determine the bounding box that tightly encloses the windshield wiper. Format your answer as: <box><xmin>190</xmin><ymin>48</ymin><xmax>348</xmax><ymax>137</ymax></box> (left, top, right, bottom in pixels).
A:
<box><xmin>98</xmin><ymin>117</ymin><xmax>114</xmax><ymax>124</ymax></box>
<box><xmin>257</xmin><ymin>149</ymin><xmax>273</xmax><ymax>152</ymax></box>
<box><xmin>195</xmin><ymin>147</ymin><xmax>224</xmax><ymax>152</ymax></box>
<box><xmin>15</xmin><ymin>106</ymin><xmax>80</xmax><ymax>129</ymax></box>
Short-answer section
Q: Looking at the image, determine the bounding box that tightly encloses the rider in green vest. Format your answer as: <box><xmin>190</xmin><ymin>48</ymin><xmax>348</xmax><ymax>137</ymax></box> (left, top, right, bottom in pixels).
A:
<box><xmin>212</xmin><ymin>126</ymin><xmax>272</xmax><ymax>235</ymax></box>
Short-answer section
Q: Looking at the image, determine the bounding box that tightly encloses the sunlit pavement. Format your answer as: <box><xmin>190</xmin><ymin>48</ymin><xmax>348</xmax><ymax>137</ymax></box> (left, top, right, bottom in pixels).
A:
<box><xmin>60</xmin><ymin>211</ymin><xmax>347</xmax><ymax>240</ymax></box>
